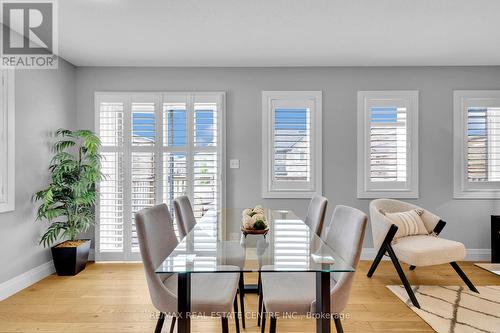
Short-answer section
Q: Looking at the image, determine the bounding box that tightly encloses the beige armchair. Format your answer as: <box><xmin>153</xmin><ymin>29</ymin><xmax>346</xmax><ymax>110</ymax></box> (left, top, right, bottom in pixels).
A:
<box><xmin>367</xmin><ymin>199</ymin><xmax>478</xmax><ymax>308</ymax></box>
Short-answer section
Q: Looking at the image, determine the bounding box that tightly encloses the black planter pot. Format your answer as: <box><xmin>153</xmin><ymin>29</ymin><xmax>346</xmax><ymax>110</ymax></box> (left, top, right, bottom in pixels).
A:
<box><xmin>51</xmin><ymin>239</ymin><xmax>91</xmax><ymax>276</ymax></box>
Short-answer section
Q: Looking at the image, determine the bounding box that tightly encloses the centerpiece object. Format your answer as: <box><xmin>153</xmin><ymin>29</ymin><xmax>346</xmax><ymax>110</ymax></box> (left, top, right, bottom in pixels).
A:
<box><xmin>241</xmin><ymin>205</ymin><xmax>269</xmax><ymax>235</ymax></box>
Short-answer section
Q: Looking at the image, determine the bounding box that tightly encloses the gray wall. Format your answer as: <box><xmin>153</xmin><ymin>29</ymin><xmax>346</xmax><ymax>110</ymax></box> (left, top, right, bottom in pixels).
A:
<box><xmin>0</xmin><ymin>60</ymin><xmax>76</xmax><ymax>283</ymax></box>
<box><xmin>75</xmin><ymin>66</ymin><xmax>500</xmax><ymax>251</ymax></box>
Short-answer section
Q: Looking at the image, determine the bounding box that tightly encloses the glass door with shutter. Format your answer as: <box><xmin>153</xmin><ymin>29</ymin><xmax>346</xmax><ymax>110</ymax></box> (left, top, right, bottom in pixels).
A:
<box><xmin>95</xmin><ymin>92</ymin><xmax>225</xmax><ymax>261</ymax></box>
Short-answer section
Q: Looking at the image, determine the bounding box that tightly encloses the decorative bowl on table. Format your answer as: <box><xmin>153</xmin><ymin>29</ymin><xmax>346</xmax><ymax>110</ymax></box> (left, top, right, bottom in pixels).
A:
<box><xmin>241</xmin><ymin>205</ymin><xmax>269</xmax><ymax>235</ymax></box>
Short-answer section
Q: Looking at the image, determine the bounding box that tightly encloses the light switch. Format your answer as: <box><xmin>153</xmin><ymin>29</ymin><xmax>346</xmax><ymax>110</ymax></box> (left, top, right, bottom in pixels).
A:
<box><xmin>229</xmin><ymin>159</ymin><xmax>240</xmax><ymax>169</ymax></box>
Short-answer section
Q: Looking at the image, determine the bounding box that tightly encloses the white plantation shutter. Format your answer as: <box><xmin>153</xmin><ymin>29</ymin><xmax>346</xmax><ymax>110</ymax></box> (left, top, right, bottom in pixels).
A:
<box><xmin>369</xmin><ymin>107</ymin><xmax>407</xmax><ymax>182</ymax></box>
<box><xmin>131</xmin><ymin>152</ymin><xmax>156</xmax><ymax>252</ymax></box>
<box><xmin>96</xmin><ymin>92</ymin><xmax>225</xmax><ymax>261</ymax></box>
<box><xmin>487</xmin><ymin>108</ymin><xmax>500</xmax><ymax>181</ymax></box>
<box><xmin>99</xmin><ymin>152</ymin><xmax>124</xmax><ymax>252</ymax></box>
<box><xmin>273</xmin><ymin>108</ymin><xmax>311</xmax><ymax>183</ymax></box>
<box><xmin>454</xmin><ymin>91</ymin><xmax>500</xmax><ymax>198</ymax></box>
<box><xmin>357</xmin><ymin>91</ymin><xmax>419</xmax><ymax>198</ymax></box>
<box><xmin>98</xmin><ymin>100</ymin><xmax>125</xmax><ymax>254</ymax></box>
<box><xmin>467</xmin><ymin>108</ymin><xmax>500</xmax><ymax>182</ymax></box>
<box><xmin>262</xmin><ymin>91</ymin><xmax>322</xmax><ymax>198</ymax></box>
<box><xmin>273</xmin><ymin>219</ymin><xmax>310</xmax><ymax>270</ymax></box>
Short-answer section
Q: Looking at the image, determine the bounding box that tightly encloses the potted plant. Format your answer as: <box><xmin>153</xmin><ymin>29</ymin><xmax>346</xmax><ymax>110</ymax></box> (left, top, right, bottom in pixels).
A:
<box><xmin>34</xmin><ymin>129</ymin><xmax>103</xmax><ymax>276</ymax></box>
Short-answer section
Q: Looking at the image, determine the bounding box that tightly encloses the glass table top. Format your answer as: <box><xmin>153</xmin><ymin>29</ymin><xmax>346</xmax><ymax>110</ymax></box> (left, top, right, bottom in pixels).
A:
<box><xmin>155</xmin><ymin>208</ymin><xmax>354</xmax><ymax>274</ymax></box>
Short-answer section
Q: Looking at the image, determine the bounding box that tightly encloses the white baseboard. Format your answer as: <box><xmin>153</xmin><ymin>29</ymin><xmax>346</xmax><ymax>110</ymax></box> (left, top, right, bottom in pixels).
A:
<box><xmin>0</xmin><ymin>261</ymin><xmax>55</xmax><ymax>301</ymax></box>
<box><xmin>360</xmin><ymin>248</ymin><xmax>491</xmax><ymax>261</ymax></box>
<box><xmin>464</xmin><ymin>249</ymin><xmax>491</xmax><ymax>261</ymax></box>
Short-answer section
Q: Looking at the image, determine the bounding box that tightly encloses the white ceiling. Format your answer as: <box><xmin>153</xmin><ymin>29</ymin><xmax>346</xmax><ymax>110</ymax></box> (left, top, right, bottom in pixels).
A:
<box><xmin>58</xmin><ymin>0</ymin><xmax>500</xmax><ymax>67</ymax></box>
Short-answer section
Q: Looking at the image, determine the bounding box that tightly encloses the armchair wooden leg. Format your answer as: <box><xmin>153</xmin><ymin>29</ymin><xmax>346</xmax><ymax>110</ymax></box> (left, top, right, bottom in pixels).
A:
<box><xmin>450</xmin><ymin>262</ymin><xmax>479</xmax><ymax>293</ymax></box>
<box><xmin>367</xmin><ymin>225</ymin><xmax>398</xmax><ymax>278</ymax></box>
<box><xmin>367</xmin><ymin>245</ymin><xmax>385</xmax><ymax>278</ymax></box>
<box><xmin>409</xmin><ymin>265</ymin><xmax>416</xmax><ymax>271</ymax></box>
<box><xmin>386</xmin><ymin>243</ymin><xmax>420</xmax><ymax>308</ymax></box>
<box><xmin>334</xmin><ymin>317</ymin><xmax>344</xmax><ymax>333</ymax></box>
<box><xmin>155</xmin><ymin>312</ymin><xmax>165</xmax><ymax>333</ymax></box>
<box><xmin>221</xmin><ymin>317</ymin><xmax>229</xmax><ymax>333</ymax></box>
<box><xmin>269</xmin><ymin>316</ymin><xmax>277</xmax><ymax>333</ymax></box>
<box><xmin>233</xmin><ymin>297</ymin><xmax>240</xmax><ymax>333</ymax></box>
<box><xmin>261</xmin><ymin>305</ymin><xmax>266</xmax><ymax>333</ymax></box>
<box><xmin>238</xmin><ymin>273</ymin><xmax>246</xmax><ymax>329</ymax></box>
<box><xmin>169</xmin><ymin>316</ymin><xmax>176</xmax><ymax>333</ymax></box>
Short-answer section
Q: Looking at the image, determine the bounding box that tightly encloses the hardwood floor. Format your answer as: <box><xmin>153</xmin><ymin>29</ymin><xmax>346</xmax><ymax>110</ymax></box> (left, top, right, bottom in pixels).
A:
<box><xmin>0</xmin><ymin>261</ymin><xmax>498</xmax><ymax>332</ymax></box>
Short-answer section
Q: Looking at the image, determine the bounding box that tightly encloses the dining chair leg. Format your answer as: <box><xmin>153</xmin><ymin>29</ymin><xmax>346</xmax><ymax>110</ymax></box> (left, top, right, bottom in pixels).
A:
<box><xmin>238</xmin><ymin>273</ymin><xmax>246</xmax><ymax>329</ymax></box>
<box><xmin>233</xmin><ymin>297</ymin><xmax>240</xmax><ymax>333</ymax></box>
<box><xmin>450</xmin><ymin>262</ymin><xmax>479</xmax><ymax>293</ymax></box>
<box><xmin>409</xmin><ymin>265</ymin><xmax>416</xmax><ymax>271</ymax></box>
<box><xmin>178</xmin><ymin>273</ymin><xmax>191</xmax><ymax>333</ymax></box>
<box><xmin>257</xmin><ymin>273</ymin><xmax>263</xmax><ymax>326</ymax></box>
<box><xmin>261</xmin><ymin>305</ymin><xmax>266</xmax><ymax>333</ymax></box>
<box><xmin>333</xmin><ymin>317</ymin><xmax>343</xmax><ymax>333</ymax></box>
<box><xmin>169</xmin><ymin>316</ymin><xmax>176</xmax><ymax>333</ymax></box>
<box><xmin>221</xmin><ymin>317</ymin><xmax>229</xmax><ymax>333</ymax></box>
<box><xmin>269</xmin><ymin>316</ymin><xmax>277</xmax><ymax>333</ymax></box>
<box><xmin>154</xmin><ymin>312</ymin><xmax>165</xmax><ymax>333</ymax></box>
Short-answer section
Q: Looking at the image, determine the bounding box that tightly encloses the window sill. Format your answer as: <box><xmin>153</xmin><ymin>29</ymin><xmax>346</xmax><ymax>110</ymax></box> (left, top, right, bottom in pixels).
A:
<box><xmin>357</xmin><ymin>190</ymin><xmax>419</xmax><ymax>199</ymax></box>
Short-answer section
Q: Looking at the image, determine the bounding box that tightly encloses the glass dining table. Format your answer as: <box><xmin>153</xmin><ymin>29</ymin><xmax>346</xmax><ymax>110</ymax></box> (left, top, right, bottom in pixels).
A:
<box><xmin>156</xmin><ymin>209</ymin><xmax>354</xmax><ymax>333</ymax></box>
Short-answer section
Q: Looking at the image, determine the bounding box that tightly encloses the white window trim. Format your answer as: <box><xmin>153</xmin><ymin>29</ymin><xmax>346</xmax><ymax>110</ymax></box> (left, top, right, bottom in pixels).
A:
<box><xmin>94</xmin><ymin>91</ymin><xmax>226</xmax><ymax>261</ymax></box>
<box><xmin>453</xmin><ymin>90</ymin><xmax>500</xmax><ymax>199</ymax></box>
<box><xmin>0</xmin><ymin>70</ymin><xmax>15</xmax><ymax>213</ymax></box>
<box><xmin>261</xmin><ymin>91</ymin><xmax>322</xmax><ymax>199</ymax></box>
<box><xmin>357</xmin><ymin>90</ymin><xmax>419</xmax><ymax>199</ymax></box>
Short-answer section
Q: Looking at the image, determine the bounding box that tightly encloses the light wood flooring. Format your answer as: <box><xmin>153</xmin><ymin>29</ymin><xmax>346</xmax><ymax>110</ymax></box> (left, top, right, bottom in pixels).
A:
<box><xmin>0</xmin><ymin>261</ymin><xmax>498</xmax><ymax>333</ymax></box>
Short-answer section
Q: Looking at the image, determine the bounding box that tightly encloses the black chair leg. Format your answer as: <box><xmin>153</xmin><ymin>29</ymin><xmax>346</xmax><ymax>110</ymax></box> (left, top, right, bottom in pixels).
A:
<box><xmin>233</xmin><ymin>297</ymin><xmax>240</xmax><ymax>333</ymax></box>
<box><xmin>450</xmin><ymin>262</ymin><xmax>479</xmax><ymax>293</ymax></box>
<box><xmin>334</xmin><ymin>317</ymin><xmax>344</xmax><ymax>333</ymax></box>
<box><xmin>386</xmin><ymin>243</ymin><xmax>420</xmax><ymax>308</ymax></box>
<box><xmin>257</xmin><ymin>273</ymin><xmax>263</xmax><ymax>326</ymax></box>
<box><xmin>154</xmin><ymin>312</ymin><xmax>165</xmax><ymax>333</ymax></box>
<box><xmin>367</xmin><ymin>225</ymin><xmax>398</xmax><ymax>278</ymax></box>
<box><xmin>238</xmin><ymin>273</ymin><xmax>246</xmax><ymax>329</ymax></box>
<box><xmin>169</xmin><ymin>316</ymin><xmax>176</xmax><ymax>333</ymax></box>
<box><xmin>221</xmin><ymin>317</ymin><xmax>229</xmax><ymax>333</ymax></box>
<box><xmin>269</xmin><ymin>316</ymin><xmax>277</xmax><ymax>333</ymax></box>
<box><xmin>367</xmin><ymin>245</ymin><xmax>385</xmax><ymax>278</ymax></box>
<box><xmin>261</xmin><ymin>305</ymin><xmax>266</xmax><ymax>333</ymax></box>
<box><xmin>409</xmin><ymin>265</ymin><xmax>416</xmax><ymax>271</ymax></box>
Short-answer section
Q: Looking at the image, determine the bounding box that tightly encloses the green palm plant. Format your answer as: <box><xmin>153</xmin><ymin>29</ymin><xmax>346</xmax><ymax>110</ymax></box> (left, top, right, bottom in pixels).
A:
<box><xmin>34</xmin><ymin>129</ymin><xmax>104</xmax><ymax>247</ymax></box>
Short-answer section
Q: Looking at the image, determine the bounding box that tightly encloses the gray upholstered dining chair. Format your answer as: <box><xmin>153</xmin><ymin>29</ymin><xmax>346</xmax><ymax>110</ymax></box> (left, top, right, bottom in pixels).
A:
<box><xmin>260</xmin><ymin>205</ymin><xmax>368</xmax><ymax>333</ymax></box>
<box><xmin>367</xmin><ymin>199</ymin><xmax>478</xmax><ymax>309</ymax></box>
<box><xmin>173</xmin><ymin>196</ymin><xmax>197</xmax><ymax>240</ymax></box>
<box><xmin>173</xmin><ymin>196</ymin><xmax>247</xmax><ymax>329</ymax></box>
<box><xmin>304</xmin><ymin>194</ymin><xmax>329</xmax><ymax>237</ymax></box>
<box><xmin>135</xmin><ymin>204</ymin><xmax>241</xmax><ymax>333</ymax></box>
<box><xmin>257</xmin><ymin>195</ymin><xmax>328</xmax><ymax>327</ymax></box>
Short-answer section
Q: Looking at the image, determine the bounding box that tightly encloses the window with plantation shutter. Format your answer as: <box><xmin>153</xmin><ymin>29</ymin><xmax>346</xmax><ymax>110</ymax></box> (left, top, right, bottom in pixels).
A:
<box><xmin>454</xmin><ymin>91</ymin><xmax>500</xmax><ymax>198</ymax></box>
<box><xmin>262</xmin><ymin>91</ymin><xmax>322</xmax><ymax>198</ymax></box>
<box><xmin>95</xmin><ymin>92</ymin><xmax>225</xmax><ymax>261</ymax></box>
<box><xmin>357</xmin><ymin>91</ymin><xmax>419</xmax><ymax>198</ymax></box>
